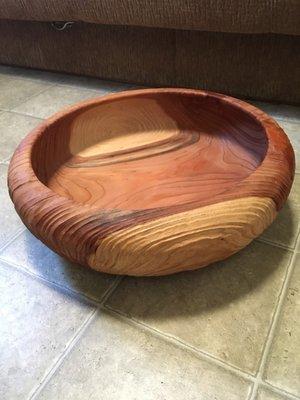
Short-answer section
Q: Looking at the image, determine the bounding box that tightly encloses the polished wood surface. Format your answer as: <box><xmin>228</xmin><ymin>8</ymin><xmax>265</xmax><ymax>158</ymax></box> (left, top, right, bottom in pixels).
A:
<box><xmin>8</xmin><ymin>89</ymin><xmax>295</xmax><ymax>275</ymax></box>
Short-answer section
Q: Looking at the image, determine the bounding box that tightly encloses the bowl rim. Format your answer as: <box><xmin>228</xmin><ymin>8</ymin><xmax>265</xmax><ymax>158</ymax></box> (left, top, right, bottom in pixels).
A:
<box><xmin>8</xmin><ymin>88</ymin><xmax>294</xmax><ymax>240</ymax></box>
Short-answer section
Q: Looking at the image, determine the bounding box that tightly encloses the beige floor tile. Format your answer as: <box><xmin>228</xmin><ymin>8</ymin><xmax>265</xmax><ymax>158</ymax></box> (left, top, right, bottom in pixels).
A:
<box><xmin>0</xmin><ymin>65</ymin><xmax>66</xmax><ymax>84</ymax></box>
<box><xmin>0</xmin><ymin>261</ymin><xmax>94</xmax><ymax>400</ymax></box>
<box><xmin>0</xmin><ymin>111</ymin><xmax>42</xmax><ymax>162</ymax></box>
<box><xmin>107</xmin><ymin>241</ymin><xmax>292</xmax><ymax>374</ymax></box>
<box><xmin>0</xmin><ymin>164</ymin><xmax>24</xmax><ymax>248</ymax></box>
<box><xmin>0</xmin><ymin>65</ymin><xmax>141</xmax><ymax>92</ymax></box>
<box><xmin>250</xmin><ymin>101</ymin><xmax>300</xmax><ymax>123</ymax></box>
<box><xmin>0</xmin><ymin>75</ymin><xmax>52</xmax><ymax>110</ymax></box>
<box><xmin>12</xmin><ymin>85</ymin><xmax>103</xmax><ymax>118</ymax></box>
<box><xmin>260</xmin><ymin>173</ymin><xmax>300</xmax><ymax>248</ymax></box>
<box><xmin>58</xmin><ymin>74</ymin><xmax>136</xmax><ymax>92</ymax></box>
<box><xmin>264</xmin><ymin>254</ymin><xmax>300</xmax><ymax>396</ymax></box>
<box><xmin>256</xmin><ymin>387</ymin><xmax>289</xmax><ymax>400</ymax></box>
<box><xmin>278</xmin><ymin>120</ymin><xmax>300</xmax><ymax>172</ymax></box>
<box><xmin>38</xmin><ymin>310</ymin><xmax>251</xmax><ymax>400</ymax></box>
<box><xmin>0</xmin><ymin>229</ymin><xmax>116</xmax><ymax>302</ymax></box>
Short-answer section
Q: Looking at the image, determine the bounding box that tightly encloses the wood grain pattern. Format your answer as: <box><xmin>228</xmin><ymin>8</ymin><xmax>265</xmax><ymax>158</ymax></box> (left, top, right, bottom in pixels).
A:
<box><xmin>8</xmin><ymin>89</ymin><xmax>295</xmax><ymax>276</ymax></box>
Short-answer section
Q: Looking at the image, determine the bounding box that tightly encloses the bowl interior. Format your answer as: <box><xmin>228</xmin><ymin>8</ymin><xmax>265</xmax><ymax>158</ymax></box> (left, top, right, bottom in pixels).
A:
<box><xmin>32</xmin><ymin>91</ymin><xmax>268</xmax><ymax>211</ymax></box>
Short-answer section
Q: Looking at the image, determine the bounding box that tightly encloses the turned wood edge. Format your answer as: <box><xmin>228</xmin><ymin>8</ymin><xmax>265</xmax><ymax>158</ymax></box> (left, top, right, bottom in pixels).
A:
<box><xmin>87</xmin><ymin>196</ymin><xmax>277</xmax><ymax>276</ymax></box>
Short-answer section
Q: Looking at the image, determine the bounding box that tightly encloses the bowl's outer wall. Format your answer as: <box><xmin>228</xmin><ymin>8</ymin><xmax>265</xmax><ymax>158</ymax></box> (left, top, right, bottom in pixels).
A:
<box><xmin>7</xmin><ymin>89</ymin><xmax>295</xmax><ymax>275</ymax></box>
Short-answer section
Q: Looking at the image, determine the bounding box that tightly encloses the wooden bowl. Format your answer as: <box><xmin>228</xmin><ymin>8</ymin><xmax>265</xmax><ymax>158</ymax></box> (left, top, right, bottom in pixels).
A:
<box><xmin>8</xmin><ymin>89</ymin><xmax>295</xmax><ymax>276</ymax></box>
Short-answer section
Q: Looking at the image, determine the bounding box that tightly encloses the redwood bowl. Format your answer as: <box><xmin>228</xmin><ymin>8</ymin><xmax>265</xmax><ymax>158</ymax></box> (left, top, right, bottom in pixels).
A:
<box><xmin>8</xmin><ymin>89</ymin><xmax>295</xmax><ymax>276</ymax></box>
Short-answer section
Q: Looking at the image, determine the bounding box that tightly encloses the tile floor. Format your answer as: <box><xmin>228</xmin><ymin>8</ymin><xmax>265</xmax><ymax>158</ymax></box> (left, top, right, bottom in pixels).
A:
<box><xmin>0</xmin><ymin>65</ymin><xmax>299</xmax><ymax>400</ymax></box>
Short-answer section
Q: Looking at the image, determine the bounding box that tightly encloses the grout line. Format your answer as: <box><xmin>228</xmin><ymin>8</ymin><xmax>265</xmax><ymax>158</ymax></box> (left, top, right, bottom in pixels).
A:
<box><xmin>4</xmin><ymin>244</ymin><xmax>299</xmax><ymax>399</ymax></box>
<box><xmin>27</xmin><ymin>307</ymin><xmax>98</xmax><ymax>400</ymax></box>
<box><xmin>0</xmin><ymin>255</ymin><xmax>113</xmax><ymax>308</ymax></box>
<box><xmin>26</xmin><ymin>275</ymin><xmax>123</xmax><ymax>400</ymax></box>
<box><xmin>2</xmin><ymin>247</ymin><xmax>299</xmax><ymax>400</ymax></box>
<box><xmin>1</xmin><ymin>67</ymin><xmax>299</xmax><ymax>123</ymax></box>
<box><xmin>0</xmin><ymin>257</ymin><xmax>98</xmax><ymax>306</ymax></box>
<box><xmin>104</xmin><ymin>266</ymin><xmax>300</xmax><ymax>400</ymax></box>
<box><xmin>0</xmin><ymin>109</ymin><xmax>44</xmax><ymax>164</ymax></box>
<box><xmin>5</xmin><ymin>108</ymin><xmax>45</xmax><ymax>120</ymax></box>
<box><xmin>259</xmin><ymin>381</ymin><xmax>300</xmax><ymax>400</ymax></box>
<box><xmin>6</xmin><ymin>84</ymin><xmax>103</xmax><ymax>120</ymax></box>
<box><xmin>0</xmin><ymin>69</ymin><xmax>63</xmax><ymax>86</ymax></box>
<box><xmin>52</xmin><ymin>83</ymin><xmax>107</xmax><ymax>94</ymax></box>
<box><xmin>1</xmin><ymin>66</ymin><xmax>132</xmax><ymax>91</ymax></box>
<box><xmin>104</xmin><ymin>304</ymin><xmax>256</xmax><ymax>383</ymax></box>
<box><xmin>256</xmin><ymin>237</ymin><xmax>295</xmax><ymax>251</ymax></box>
<box><xmin>4</xmin><ymin>253</ymin><xmax>300</xmax><ymax>400</ymax></box>
<box><xmin>3</xmin><ymin>82</ymin><xmax>58</xmax><ymax>113</ymax></box>
<box><xmin>1</xmin><ymin>233</ymin><xmax>299</xmax><ymax>398</ymax></box>
<box><xmin>247</xmin><ymin>385</ymin><xmax>254</xmax><ymax>400</ymax></box>
<box><xmin>55</xmin><ymin>81</ymin><xmax>126</xmax><ymax>93</ymax></box>
<box><xmin>248</xmin><ymin>230</ymin><xmax>300</xmax><ymax>400</ymax></box>
<box><xmin>100</xmin><ymin>275</ymin><xmax>124</xmax><ymax>305</ymax></box>
<box><xmin>0</xmin><ymin>247</ymin><xmax>123</xmax><ymax>307</ymax></box>
<box><xmin>60</xmin><ymin>84</ymin><xmax>142</xmax><ymax>94</ymax></box>
<box><xmin>0</xmin><ymin>227</ymin><xmax>26</xmax><ymax>253</ymax></box>
<box><xmin>3</xmin><ymin>219</ymin><xmax>256</xmax><ymax>387</ymax></box>
<box><xmin>1</xmin><ymin>68</ymin><xmax>136</xmax><ymax>95</ymax></box>
<box><xmin>0</xmin><ymin>247</ymin><xmax>258</xmax><ymax>391</ymax></box>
